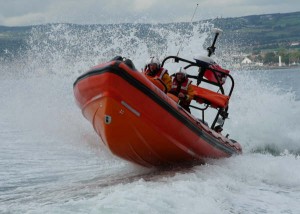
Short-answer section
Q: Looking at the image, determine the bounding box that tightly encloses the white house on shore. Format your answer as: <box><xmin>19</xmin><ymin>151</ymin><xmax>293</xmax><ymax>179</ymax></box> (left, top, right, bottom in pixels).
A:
<box><xmin>241</xmin><ymin>57</ymin><xmax>252</xmax><ymax>64</ymax></box>
<box><xmin>239</xmin><ymin>56</ymin><xmax>263</xmax><ymax>67</ymax></box>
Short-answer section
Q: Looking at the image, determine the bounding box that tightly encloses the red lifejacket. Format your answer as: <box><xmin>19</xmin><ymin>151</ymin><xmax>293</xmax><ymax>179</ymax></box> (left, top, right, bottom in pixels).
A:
<box><xmin>170</xmin><ymin>77</ymin><xmax>192</xmax><ymax>111</ymax></box>
<box><xmin>144</xmin><ymin>67</ymin><xmax>168</xmax><ymax>79</ymax></box>
<box><xmin>170</xmin><ymin>78</ymin><xmax>192</xmax><ymax>96</ymax></box>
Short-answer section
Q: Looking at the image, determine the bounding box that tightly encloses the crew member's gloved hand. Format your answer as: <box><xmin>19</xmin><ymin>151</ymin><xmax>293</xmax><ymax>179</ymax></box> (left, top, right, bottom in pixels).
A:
<box><xmin>178</xmin><ymin>92</ymin><xmax>186</xmax><ymax>100</ymax></box>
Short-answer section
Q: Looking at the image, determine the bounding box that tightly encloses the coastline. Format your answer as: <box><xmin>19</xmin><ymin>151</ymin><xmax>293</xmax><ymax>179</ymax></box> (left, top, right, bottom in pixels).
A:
<box><xmin>231</xmin><ymin>64</ymin><xmax>300</xmax><ymax>71</ymax></box>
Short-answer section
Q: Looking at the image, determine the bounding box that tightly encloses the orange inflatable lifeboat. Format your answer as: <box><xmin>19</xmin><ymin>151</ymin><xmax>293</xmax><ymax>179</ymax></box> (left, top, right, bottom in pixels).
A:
<box><xmin>73</xmin><ymin>55</ymin><xmax>242</xmax><ymax>167</ymax></box>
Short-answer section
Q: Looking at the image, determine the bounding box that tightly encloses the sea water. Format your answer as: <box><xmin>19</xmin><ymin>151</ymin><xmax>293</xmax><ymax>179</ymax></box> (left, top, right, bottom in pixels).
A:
<box><xmin>1</xmin><ymin>23</ymin><xmax>300</xmax><ymax>214</ymax></box>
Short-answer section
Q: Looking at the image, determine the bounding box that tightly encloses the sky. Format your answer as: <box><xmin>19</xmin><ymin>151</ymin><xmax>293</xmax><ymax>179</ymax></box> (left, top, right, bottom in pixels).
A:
<box><xmin>1</xmin><ymin>0</ymin><xmax>300</xmax><ymax>26</ymax></box>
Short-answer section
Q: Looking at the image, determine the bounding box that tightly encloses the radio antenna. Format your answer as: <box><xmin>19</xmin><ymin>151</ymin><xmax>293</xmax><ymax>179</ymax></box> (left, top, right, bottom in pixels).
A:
<box><xmin>190</xmin><ymin>3</ymin><xmax>199</xmax><ymax>22</ymax></box>
<box><xmin>176</xmin><ymin>3</ymin><xmax>199</xmax><ymax>57</ymax></box>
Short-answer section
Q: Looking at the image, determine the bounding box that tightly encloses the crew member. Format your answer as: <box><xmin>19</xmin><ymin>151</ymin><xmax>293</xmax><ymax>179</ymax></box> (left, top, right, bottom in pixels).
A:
<box><xmin>143</xmin><ymin>57</ymin><xmax>172</xmax><ymax>92</ymax></box>
<box><xmin>169</xmin><ymin>67</ymin><xmax>194</xmax><ymax>112</ymax></box>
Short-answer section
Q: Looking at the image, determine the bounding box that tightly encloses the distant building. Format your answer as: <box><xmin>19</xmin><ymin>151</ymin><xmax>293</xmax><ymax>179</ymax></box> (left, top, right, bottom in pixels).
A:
<box><xmin>241</xmin><ymin>57</ymin><xmax>252</xmax><ymax>64</ymax></box>
<box><xmin>291</xmin><ymin>42</ymin><xmax>300</xmax><ymax>46</ymax></box>
<box><xmin>255</xmin><ymin>62</ymin><xmax>264</xmax><ymax>66</ymax></box>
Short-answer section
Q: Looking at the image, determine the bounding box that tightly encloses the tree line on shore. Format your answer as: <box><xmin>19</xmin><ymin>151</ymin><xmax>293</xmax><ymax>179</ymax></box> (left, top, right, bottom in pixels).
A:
<box><xmin>248</xmin><ymin>48</ymin><xmax>300</xmax><ymax>66</ymax></box>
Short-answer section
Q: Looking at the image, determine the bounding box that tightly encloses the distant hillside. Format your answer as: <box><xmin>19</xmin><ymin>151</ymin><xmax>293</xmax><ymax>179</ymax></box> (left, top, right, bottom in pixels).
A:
<box><xmin>0</xmin><ymin>26</ymin><xmax>31</xmax><ymax>57</ymax></box>
<box><xmin>211</xmin><ymin>11</ymin><xmax>300</xmax><ymax>52</ymax></box>
<box><xmin>1</xmin><ymin>11</ymin><xmax>300</xmax><ymax>58</ymax></box>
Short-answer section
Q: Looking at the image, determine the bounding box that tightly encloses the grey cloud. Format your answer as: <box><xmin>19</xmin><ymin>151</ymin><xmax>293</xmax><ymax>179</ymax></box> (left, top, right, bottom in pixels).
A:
<box><xmin>0</xmin><ymin>0</ymin><xmax>299</xmax><ymax>26</ymax></box>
